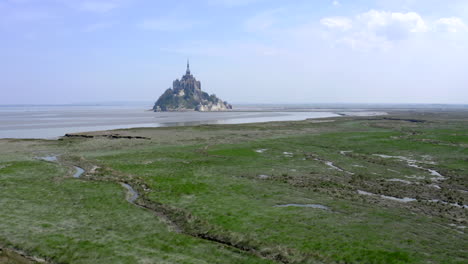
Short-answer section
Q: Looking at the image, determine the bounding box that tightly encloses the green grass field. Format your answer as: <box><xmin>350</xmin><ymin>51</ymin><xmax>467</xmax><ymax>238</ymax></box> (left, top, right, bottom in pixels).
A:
<box><xmin>1</xmin><ymin>110</ymin><xmax>467</xmax><ymax>263</ymax></box>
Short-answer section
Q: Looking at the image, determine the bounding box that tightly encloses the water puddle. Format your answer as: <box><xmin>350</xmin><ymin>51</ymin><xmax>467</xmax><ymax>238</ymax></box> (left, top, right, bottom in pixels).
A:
<box><xmin>73</xmin><ymin>166</ymin><xmax>85</xmax><ymax>178</ymax></box>
<box><xmin>36</xmin><ymin>155</ymin><xmax>58</xmax><ymax>162</ymax></box>
<box><xmin>255</xmin><ymin>149</ymin><xmax>267</xmax><ymax>153</ymax></box>
<box><xmin>121</xmin><ymin>183</ymin><xmax>139</xmax><ymax>203</ymax></box>
<box><xmin>357</xmin><ymin>190</ymin><xmax>374</xmax><ymax>196</ymax></box>
<box><xmin>405</xmin><ymin>175</ymin><xmax>425</xmax><ymax>180</ymax></box>
<box><xmin>257</xmin><ymin>174</ymin><xmax>270</xmax><ymax>179</ymax></box>
<box><xmin>283</xmin><ymin>152</ymin><xmax>293</xmax><ymax>157</ymax></box>
<box><xmin>308</xmin><ymin>154</ymin><xmax>354</xmax><ymax>175</ymax></box>
<box><xmin>357</xmin><ymin>190</ymin><xmax>416</xmax><ymax>203</ymax></box>
<box><xmin>274</xmin><ymin>204</ymin><xmax>330</xmax><ymax>210</ymax></box>
<box><xmin>426</xmin><ymin>199</ymin><xmax>468</xmax><ymax>209</ymax></box>
<box><xmin>358</xmin><ymin>190</ymin><xmax>467</xmax><ymax>208</ymax></box>
<box><xmin>449</xmin><ymin>224</ymin><xmax>466</xmax><ymax>229</ymax></box>
<box><xmin>428</xmin><ymin>169</ymin><xmax>445</xmax><ymax>181</ymax></box>
<box><xmin>380</xmin><ymin>195</ymin><xmax>416</xmax><ymax>202</ymax></box>
<box><xmin>324</xmin><ymin>161</ymin><xmax>354</xmax><ymax>175</ymax></box>
<box><xmin>387</xmin><ymin>178</ymin><xmax>412</xmax><ymax>184</ymax></box>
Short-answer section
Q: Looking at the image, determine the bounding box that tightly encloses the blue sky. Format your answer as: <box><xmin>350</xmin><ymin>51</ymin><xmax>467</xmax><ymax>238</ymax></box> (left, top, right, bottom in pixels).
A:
<box><xmin>1</xmin><ymin>0</ymin><xmax>467</xmax><ymax>105</ymax></box>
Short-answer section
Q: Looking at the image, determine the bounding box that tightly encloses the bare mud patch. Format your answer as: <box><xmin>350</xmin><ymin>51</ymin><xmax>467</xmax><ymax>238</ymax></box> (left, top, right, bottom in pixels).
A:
<box><xmin>90</xmin><ymin>165</ymin><xmax>100</xmax><ymax>174</ymax></box>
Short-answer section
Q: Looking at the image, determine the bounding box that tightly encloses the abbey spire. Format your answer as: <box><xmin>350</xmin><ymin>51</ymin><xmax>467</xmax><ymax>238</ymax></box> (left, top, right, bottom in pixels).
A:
<box><xmin>186</xmin><ymin>59</ymin><xmax>191</xmax><ymax>75</ymax></box>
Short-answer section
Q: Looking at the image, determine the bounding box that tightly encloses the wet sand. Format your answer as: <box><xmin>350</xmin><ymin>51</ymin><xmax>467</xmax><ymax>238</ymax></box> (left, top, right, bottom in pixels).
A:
<box><xmin>0</xmin><ymin>105</ymin><xmax>385</xmax><ymax>139</ymax></box>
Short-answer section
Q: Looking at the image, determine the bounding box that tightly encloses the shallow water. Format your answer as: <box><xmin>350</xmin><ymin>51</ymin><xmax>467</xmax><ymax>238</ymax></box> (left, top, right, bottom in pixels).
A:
<box><xmin>314</xmin><ymin>158</ymin><xmax>354</xmax><ymax>175</ymax></box>
<box><xmin>380</xmin><ymin>195</ymin><xmax>416</xmax><ymax>203</ymax></box>
<box><xmin>37</xmin><ymin>155</ymin><xmax>58</xmax><ymax>162</ymax></box>
<box><xmin>73</xmin><ymin>166</ymin><xmax>85</xmax><ymax>178</ymax></box>
<box><xmin>387</xmin><ymin>178</ymin><xmax>412</xmax><ymax>184</ymax></box>
<box><xmin>0</xmin><ymin>105</ymin><xmax>386</xmax><ymax>139</ymax></box>
<box><xmin>121</xmin><ymin>183</ymin><xmax>139</xmax><ymax>203</ymax></box>
<box><xmin>357</xmin><ymin>190</ymin><xmax>416</xmax><ymax>203</ymax></box>
<box><xmin>274</xmin><ymin>204</ymin><xmax>330</xmax><ymax>210</ymax></box>
<box><xmin>357</xmin><ymin>190</ymin><xmax>468</xmax><ymax>207</ymax></box>
<box><xmin>427</xmin><ymin>199</ymin><xmax>468</xmax><ymax>209</ymax></box>
<box><xmin>374</xmin><ymin>154</ymin><xmax>446</xmax><ymax>181</ymax></box>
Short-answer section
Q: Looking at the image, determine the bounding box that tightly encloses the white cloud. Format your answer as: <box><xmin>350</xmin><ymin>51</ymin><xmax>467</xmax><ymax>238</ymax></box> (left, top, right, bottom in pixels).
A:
<box><xmin>332</xmin><ymin>1</ymin><xmax>341</xmax><ymax>7</ymax></box>
<box><xmin>358</xmin><ymin>10</ymin><xmax>428</xmax><ymax>35</ymax></box>
<box><xmin>320</xmin><ymin>17</ymin><xmax>352</xmax><ymax>31</ymax></box>
<box><xmin>319</xmin><ymin>10</ymin><xmax>468</xmax><ymax>50</ymax></box>
<box><xmin>434</xmin><ymin>17</ymin><xmax>468</xmax><ymax>33</ymax></box>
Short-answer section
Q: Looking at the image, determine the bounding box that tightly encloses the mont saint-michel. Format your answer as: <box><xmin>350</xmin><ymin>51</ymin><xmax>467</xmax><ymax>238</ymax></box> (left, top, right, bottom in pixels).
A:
<box><xmin>153</xmin><ymin>61</ymin><xmax>232</xmax><ymax>112</ymax></box>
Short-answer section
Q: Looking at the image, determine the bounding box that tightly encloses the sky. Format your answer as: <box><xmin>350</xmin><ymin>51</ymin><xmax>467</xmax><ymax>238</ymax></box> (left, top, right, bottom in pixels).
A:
<box><xmin>1</xmin><ymin>0</ymin><xmax>467</xmax><ymax>105</ymax></box>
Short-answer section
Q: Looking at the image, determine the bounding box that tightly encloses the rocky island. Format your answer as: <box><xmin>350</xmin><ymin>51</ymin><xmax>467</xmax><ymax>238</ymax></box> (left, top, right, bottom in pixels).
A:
<box><xmin>153</xmin><ymin>61</ymin><xmax>232</xmax><ymax>112</ymax></box>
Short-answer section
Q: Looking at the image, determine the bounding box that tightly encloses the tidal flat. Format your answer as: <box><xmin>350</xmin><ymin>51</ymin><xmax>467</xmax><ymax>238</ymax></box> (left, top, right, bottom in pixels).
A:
<box><xmin>0</xmin><ymin>110</ymin><xmax>467</xmax><ymax>264</ymax></box>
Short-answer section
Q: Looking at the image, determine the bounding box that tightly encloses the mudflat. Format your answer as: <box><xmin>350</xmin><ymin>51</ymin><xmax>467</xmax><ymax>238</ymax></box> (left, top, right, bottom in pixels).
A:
<box><xmin>0</xmin><ymin>105</ymin><xmax>374</xmax><ymax>139</ymax></box>
<box><xmin>0</xmin><ymin>109</ymin><xmax>466</xmax><ymax>264</ymax></box>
